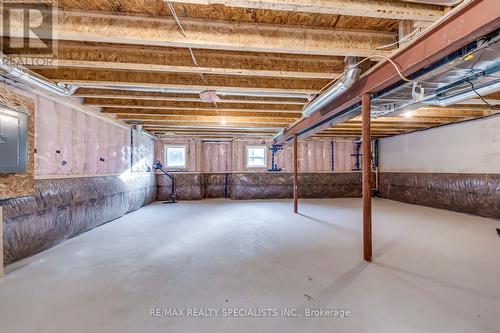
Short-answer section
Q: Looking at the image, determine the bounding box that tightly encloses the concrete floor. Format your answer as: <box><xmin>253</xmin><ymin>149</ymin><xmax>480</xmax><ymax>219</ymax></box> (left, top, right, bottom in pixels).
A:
<box><xmin>0</xmin><ymin>198</ymin><xmax>499</xmax><ymax>333</ymax></box>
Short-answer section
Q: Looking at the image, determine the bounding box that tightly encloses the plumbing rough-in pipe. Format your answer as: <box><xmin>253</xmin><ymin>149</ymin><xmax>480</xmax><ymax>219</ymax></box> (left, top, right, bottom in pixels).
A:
<box><xmin>302</xmin><ymin>57</ymin><xmax>362</xmax><ymax>117</ymax></box>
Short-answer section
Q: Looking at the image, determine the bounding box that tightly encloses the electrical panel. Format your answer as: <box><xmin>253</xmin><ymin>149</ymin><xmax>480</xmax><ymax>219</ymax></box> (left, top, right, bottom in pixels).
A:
<box><xmin>0</xmin><ymin>106</ymin><xmax>28</xmax><ymax>173</ymax></box>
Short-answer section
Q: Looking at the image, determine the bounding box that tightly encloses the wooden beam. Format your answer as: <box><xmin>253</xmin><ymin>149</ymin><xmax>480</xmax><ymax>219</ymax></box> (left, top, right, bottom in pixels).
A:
<box><xmin>80</xmin><ymin>94</ymin><xmax>306</xmax><ymax>105</ymax></box>
<box><xmin>76</xmin><ymin>90</ymin><xmax>308</xmax><ymax>105</ymax></box>
<box><xmin>169</xmin><ymin>0</ymin><xmax>444</xmax><ymax>21</ymax></box>
<box><xmin>398</xmin><ymin>20</ymin><xmax>416</xmax><ymax>47</ymax></box>
<box><xmin>4</xmin><ymin>9</ymin><xmax>396</xmax><ymax>57</ymax></box>
<box><xmin>34</xmin><ymin>68</ymin><xmax>328</xmax><ymax>91</ymax></box>
<box><xmin>137</xmin><ymin>121</ymin><xmax>284</xmax><ymax>128</ymax></box>
<box><xmin>115</xmin><ymin>114</ymin><xmax>294</xmax><ymax>124</ymax></box>
<box><xmin>104</xmin><ymin>109</ymin><xmax>300</xmax><ymax>118</ymax></box>
<box><xmin>61</xmin><ymin>81</ymin><xmax>316</xmax><ymax>98</ymax></box>
<box><xmin>275</xmin><ymin>0</ymin><xmax>500</xmax><ymax>142</ymax></box>
<box><xmin>362</xmin><ymin>94</ymin><xmax>372</xmax><ymax>262</ymax></box>
<box><xmin>27</xmin><ymin>41</ymin><xmax>346</xmax><ymax>77</ymax></box>
<box><xmin>96</xmin><ymin>105</ymin><xmax>301</xmax><ymax>113</ymax></box>
<box><xmin>85</xmin><ymin>98</ymin><xmax>304</xmax><ymax>110</ymax></box>
<box><xmin>293</xmin><ymin>135</ymin><xmax>298</xmax><ymax>214</ymax></box>
<box><xmin>26</xmin><ymin>60</ymin><xmax>340</xmax><ymax>80</ymax></box>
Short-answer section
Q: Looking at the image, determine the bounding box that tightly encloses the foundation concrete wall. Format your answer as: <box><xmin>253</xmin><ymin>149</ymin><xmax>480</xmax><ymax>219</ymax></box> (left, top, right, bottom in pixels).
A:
<box><xmin>379</xmin><ymin>115</ymin><xmax>500</xmax><ymax>173</ymax></box>
<box><xmin>378</xmin><ymin>116</ymin><xmax>500</xmax><ymax>219</ymax></box>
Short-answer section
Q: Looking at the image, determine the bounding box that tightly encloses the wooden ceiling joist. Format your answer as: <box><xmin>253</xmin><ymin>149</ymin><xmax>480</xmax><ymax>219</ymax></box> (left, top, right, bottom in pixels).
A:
<box><xmin>101</xmin><ymin>109</ymin><xmax>301</xmax><ymax>118</ymax></box>
<box><xmin>27</xmin><ymin>60</ymin><xmax>340</xmax><ymax>80</ymax></box>
<box><xmin>134</xmin><ymin>121</ymin><xmax>285</xmax><ymax>128</ymax></box>
<box><xmin>76</xmin><ymin>90</ymin><xmax>308</xmax><ymax>105</ymax></box>
<box><xmin>57</xmin><ymin>81</ymin><xmax>317</xmax><ymax>98</ymax></box>
<box><xmin>115</xmin><ymin>114</ymin><xmax>294</xmax><ymax>124</ymax></box>
<box><xmin>86</xmin><ymin>99</ymin><xmax>304</xmax><ymax>111</ymax></box>
<box><xmin>34</xmin><ymin>69</ymin><xmax>329</xmax><ymax>91</ymax></box>
<box><xmin>79</xmin><ymin>95</ymin><xmax>306</xmax><ymax>105</ymax></box>
<box><xmin>5</xmin><ymin>9</ymin><xmax>396</xmax><ymax>57</ymax></box>
<box><xmin>167</xmin><ymin>0</ymin><xmax>444</xmax><ymax>21</ymax></box>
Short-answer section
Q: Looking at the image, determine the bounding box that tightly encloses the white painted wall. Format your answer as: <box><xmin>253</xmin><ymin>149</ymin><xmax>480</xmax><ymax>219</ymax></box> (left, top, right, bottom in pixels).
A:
<box><xmin>379</xmin><ymin>115</ymin><xmax>500</xmax><ymax>173</ymax></box>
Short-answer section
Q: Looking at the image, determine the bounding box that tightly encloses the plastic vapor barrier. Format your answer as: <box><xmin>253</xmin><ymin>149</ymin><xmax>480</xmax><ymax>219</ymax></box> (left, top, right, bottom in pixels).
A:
<box><xmin>229</xmin><ymin>173</ymin><xmax>292</xmax><ymax>199</ymax></box>
<box><xmin>156</xmin><ymin>172</ymin><xmax>362</xmax><ymax>201</ymax></box>
<box><xmin>203</xmin><ymin>173</ymin><xmax>228</xmax><ymax>198</ymax></box>
<box><xmin>379</xmin><ymin>173</ymin><xmax>500</xmax><ymax>219</ymax></box>
<box><xmin>1</xmin><ymin>174</ymin><xmax>156</xmax><ymax>265</ymax></box>
<box><xmin>298</xmin><ymin>173</ymin><xmax>362</xmax><ymax>198</ymax></box>
<box><xmin>157</xmin><ymin>173</ymin><xmax>203</xmax><ymax>201</ymax></box>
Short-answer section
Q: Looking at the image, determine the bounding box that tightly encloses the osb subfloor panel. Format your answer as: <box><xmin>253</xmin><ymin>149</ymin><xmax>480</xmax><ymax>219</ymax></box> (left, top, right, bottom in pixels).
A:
<box><xmin>1</xmin><ymin>199</ymin><xmax>499</xmax><ymax>333</ymax></box>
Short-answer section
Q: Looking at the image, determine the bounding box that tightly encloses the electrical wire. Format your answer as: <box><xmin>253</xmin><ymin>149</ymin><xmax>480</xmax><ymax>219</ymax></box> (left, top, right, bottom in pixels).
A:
<box><xmin>165</xmin><ymin>0</ymin><xmax>209</xmax><ymax>85</ymax></box>
<box><xmin>466</xmin><ymin>79</ymin><xmax>498</xmax><ymax>110</ymax></box>
<box><xmin>376</xmin><ymin>29</ymin><xmax>421</xmax><ymax>50</ymax></box>
<box><xmin>302</xmin><ymin>55</ymin><xmax>412</xmax><ymax>111</ymax></box>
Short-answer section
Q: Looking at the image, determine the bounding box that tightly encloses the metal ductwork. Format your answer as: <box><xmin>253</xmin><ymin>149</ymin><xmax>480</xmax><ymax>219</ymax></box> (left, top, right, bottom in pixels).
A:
<box><xmin>302</xmin><ymin>57</ymin><xmax>361</xmax><ymax>117</ymax></box>
<box><xmin>0</xmin><ymin>56</ymin><xmax>77</xmax><ymax>96</ymax></box>
<box><xmin>73</xmin><ymin>83</ymin><xmax>311</xmax><ymax>99</ymax></box>
<box><xmin>424</xmin><ymin>80</ymin><xmax>500</xmax><ymax>107</ymax></box>
<box><xmin>366</xmin><ymin>31</ymin><xmax>500</xmax><ymax>119</ymax></box>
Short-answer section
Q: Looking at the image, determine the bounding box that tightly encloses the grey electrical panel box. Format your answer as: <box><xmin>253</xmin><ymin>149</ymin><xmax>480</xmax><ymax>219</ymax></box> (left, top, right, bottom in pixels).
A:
<box><xmin>0</xmin><ymin>106</ymin><xmax>28</xmax><ymax>173</ymax></box>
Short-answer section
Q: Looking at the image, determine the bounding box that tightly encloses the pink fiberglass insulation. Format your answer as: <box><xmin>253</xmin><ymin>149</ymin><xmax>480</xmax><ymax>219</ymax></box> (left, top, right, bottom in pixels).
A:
<box><xmin>97</xmin><ymin>120</ymin><xmax>109</xmax><ymax>173</ymax></box>
<box><xmin>85</xmin><ymin>115</ymin><xmax>99</xmax><ymax>175</ymax></box>
<box><xmin>55</xmin><ymin>103</ymin><xmax>73</xmax><ymax>175</ymax></box>
<box><xmin>118</xmin><ymin>127</ymin><xmax>131</xmax><ymax>173</ymax></box>
<box><xmin>202</xmin><ymin>142</ymin><xmax>231</xmax><ymax>172</ymax></box>
<box><xmin>72</xmin><ymin>110</ymin><xmax>87</xmax><ymax>174</ymax></box>
<box><xmin>33</xmin><ymin>94</ymin><xmax>156</xmax><ymax>176</ymax></box>
<box><xmin>132</xmin><ymin>130</ymin><xmax>155</xmax><ymax>172</ymax></box>
<box><xmin>105</xmin><ymin>124</ymin><xmax>118</xmax><ymax>174</ymax></box>
<box><xmin>36</xmin><ymin>96</ymin><xmax>58</xmax><ymax>175</ymax></box>
<box><xmin>156</xmin><ymin>138</ymin><xmax>355</xmax><ymax>173</ymax></box>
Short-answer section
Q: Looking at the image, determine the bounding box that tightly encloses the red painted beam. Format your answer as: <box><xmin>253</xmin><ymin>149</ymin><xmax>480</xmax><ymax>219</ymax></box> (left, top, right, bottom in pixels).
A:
<box><xmin>293</xmin><ymin>135</ymin><xmax>298</xmax><ymax>213</ymax></box>
<box><xmin>275</xmin><ymin>0</ymin><xmax>500</xmax><ymax>143</ymax></box>
<box><xmin>362</xmin><ymin>94</ymin><xmax>372</xmax><ymax>262</ymax></box>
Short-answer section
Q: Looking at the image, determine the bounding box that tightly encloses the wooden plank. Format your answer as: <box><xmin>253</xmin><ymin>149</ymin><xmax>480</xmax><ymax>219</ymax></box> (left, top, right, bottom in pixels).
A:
<box><xmin>57</xmin><ymin>80</ymin><xmax>317</xmax><ymax>98</ymax></box>
<box><xmin>97</xmin><ymin>106</ymin><xmax>301</xmax><ymax>113</ymax></box>
<box><xmin>3</xmin><ymin>9</ymin><xmax>396</xmax><ymax>57</ymax></box>
<box><xmin>85</xmin><ymin>98</ymin><xmax>304</xmax><ymax>110</ymax></box>
<box><xmin>101</xmin><ymin>109</ymin><xmax>301</xmax><ymax>118</ymax></box>
<box><xmin>115</xmin><ymin>114</ymin><xmax>295</xmax><ymax>124</ymax></box>
<box><xmin>34</xmin><ymin>68</ymin><xmax>328</xmax><ymax>91</ymax></box>
<box><xmin>26</xmin><ymin>60</ymin><xmax>340</xmax><ymax>80</ymax></box>
<box><xmin>79</xmin><ymin>94</ymin><xmax>306</xmax><ymax>105</ymax></box>
<box><xmin>362</xmin><ymin>94</ymin><xmax>372</xmax><ymax>262</ymax></box>
<box><xmin>169</xmin><ymin>0</ymin><xmax>444</xmax><ymax>21</ymax></box>
<box><xmin>137</xmin><ymin>121</ymin><xmax>284</xmax><ymax>128</ymax></box>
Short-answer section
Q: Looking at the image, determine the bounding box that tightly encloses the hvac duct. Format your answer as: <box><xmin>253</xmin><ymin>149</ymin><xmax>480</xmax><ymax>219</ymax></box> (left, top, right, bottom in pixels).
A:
<box><xmin>72</xmin><ymin>83</ymin><xmax>311</xmax><ymax>99</ymax></box>
<box><xmin>0</xmin><ymin>56</ymin><xmax>77</xmax><ymax>96</ymax></box>
<box><xmin>302</xmin><ymin>57</ymin><xmax>361</xmax><ymax>117</ymax></box>
<box><xmin>424</xmin><ymin>80</ymin><xmax>500</xmax><ymax>107</ymax></box>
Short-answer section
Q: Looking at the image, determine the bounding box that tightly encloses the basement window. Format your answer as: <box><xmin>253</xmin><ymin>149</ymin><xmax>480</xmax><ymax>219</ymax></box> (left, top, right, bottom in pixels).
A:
<box><xmin>165</xmin><ymin>145</ymin><xmax>186</xmax><ymax>168</ymax></box>
<box><xmin>247</xmin><ymin>146</ymin><xmax>267</xmax><ymax>168</ymax></box>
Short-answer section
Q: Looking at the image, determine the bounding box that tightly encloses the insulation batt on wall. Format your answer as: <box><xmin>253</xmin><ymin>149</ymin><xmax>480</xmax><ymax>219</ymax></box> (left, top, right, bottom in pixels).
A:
<box><xmin>156</xmin><ymin>138</ymin><xmax>355</xmax><ymax>172</ymax></box>
<box><xmin>34</xmin><ymin>94</ymin><xmax>155</xmax><ymax>176</ymax></box>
